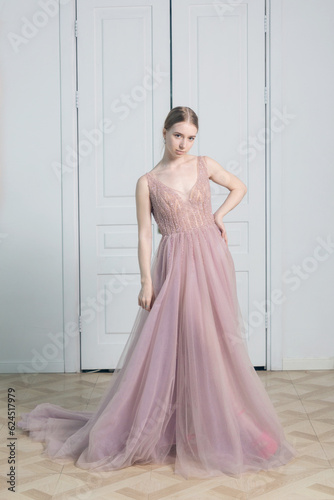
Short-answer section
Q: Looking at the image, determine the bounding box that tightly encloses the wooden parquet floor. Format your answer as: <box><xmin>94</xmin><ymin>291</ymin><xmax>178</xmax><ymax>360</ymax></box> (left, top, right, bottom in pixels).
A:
<box><xmin>1</xmin><ymin>370</ymin><xmax>334</xmax><ymax>499</ymax></box>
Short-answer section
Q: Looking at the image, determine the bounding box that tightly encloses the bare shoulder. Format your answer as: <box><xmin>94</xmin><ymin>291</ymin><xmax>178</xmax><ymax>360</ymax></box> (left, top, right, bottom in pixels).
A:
<box><xmin>202</xmin><ymin>155</ymin><xmax>247</xmax><ymax>192</ymax></box>
<box><xmin>201</xmin><ymin>155</ymin><xmax>223</xmax><ymax>178</ymax></box>
<box><xmin>135</xmin><ymin>173</ymin><xmax>149</xmax><ymax>195</ymax></box>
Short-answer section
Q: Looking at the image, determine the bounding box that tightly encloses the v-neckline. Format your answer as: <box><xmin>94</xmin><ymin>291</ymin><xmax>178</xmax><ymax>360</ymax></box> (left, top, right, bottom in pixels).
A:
<box><xmin>147</xmin><ymin>156</ymin><xmax>200</xmax><ymax>204</ymax></box>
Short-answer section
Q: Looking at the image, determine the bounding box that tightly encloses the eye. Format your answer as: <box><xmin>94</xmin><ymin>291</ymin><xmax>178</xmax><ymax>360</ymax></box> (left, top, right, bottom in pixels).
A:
<box><xmin>174</xmin><ymin>134</ymin><xmax>180</xmax><ymax>137</ymax></box>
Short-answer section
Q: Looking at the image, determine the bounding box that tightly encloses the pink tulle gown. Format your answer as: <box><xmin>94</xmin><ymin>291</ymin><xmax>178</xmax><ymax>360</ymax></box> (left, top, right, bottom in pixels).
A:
<box><xmin>18</xmin><ymin>155</ymin><xmax>297</xmax><ymax>479</ymax></box>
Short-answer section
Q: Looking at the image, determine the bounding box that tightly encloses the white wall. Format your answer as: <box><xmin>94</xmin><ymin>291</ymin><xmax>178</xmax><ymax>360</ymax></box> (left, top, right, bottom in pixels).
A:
<box><xmin>1</xmin><ymin>0</ymin><xmax>333</xmax><ymax>373</ymax></box>
<box><xmin>271</xmin><ymin>0</ymin><xmax>334</xmax><ymax>369</ymax></box>
<box><xmin>0</xmin><ymin>1</ymin><xmax>79</xmax><ymax>374</ymax></box>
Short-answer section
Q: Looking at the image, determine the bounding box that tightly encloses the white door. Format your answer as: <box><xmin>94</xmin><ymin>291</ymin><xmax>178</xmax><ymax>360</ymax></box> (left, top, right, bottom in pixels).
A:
<box><xmin>172</xmin><ymin>0</ymin><xmax>267</xmax><ymax>366</ymax></box>
<box><xmin>77</xmin><ymin>0</ymin><xmax>170</xmax><ymax>369</ymax></box>
<box><xmin>79</xmin><ymin>0</ymin><xmax>267</xmax><ymax>368</ymax></box>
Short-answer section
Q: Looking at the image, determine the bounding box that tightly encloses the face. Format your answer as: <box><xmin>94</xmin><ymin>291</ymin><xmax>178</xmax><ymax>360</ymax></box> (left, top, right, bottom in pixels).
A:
<box><xmin>164</xmin><ymin>121</ymin><xmax>198</xmax><ymax>157</ymax></box>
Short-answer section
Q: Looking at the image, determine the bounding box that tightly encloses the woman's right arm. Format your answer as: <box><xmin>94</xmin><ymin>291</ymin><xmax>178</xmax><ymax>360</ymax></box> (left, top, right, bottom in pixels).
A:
<box><xmin>135</xmin><ymin>175</ymin><xmax>155</xmax><ymax>311</ymax></box>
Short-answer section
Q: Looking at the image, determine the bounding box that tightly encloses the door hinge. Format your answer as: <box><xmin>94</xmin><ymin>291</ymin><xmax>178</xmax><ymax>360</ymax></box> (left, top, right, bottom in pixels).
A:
<box><xmin>264</xmin><ymin>86</ymin><xmax>268</xmax><ymax>104</ymax></box>
<box><xmin>264</xmin><ymin>313</ymin><xmax>268</xmax><ymax>329</ymax></box>
<box><xmin>264</xmin><ymin>15</ymin><xmax>268</xmax><ymax>33</ymax></box>
<box><xmin>79</xmin><ymin>315</ymin><xmax>82</xmax><ymax>334</ymax></box>
<box><xmin>75</xmin><ymin>19</ymin><xmax>78</xmax><ymax>37</ymax></box>
<box><xmin>76</xmin><ymin>90</ymin><xmax>79</xmax><ymax>108</ymax></box>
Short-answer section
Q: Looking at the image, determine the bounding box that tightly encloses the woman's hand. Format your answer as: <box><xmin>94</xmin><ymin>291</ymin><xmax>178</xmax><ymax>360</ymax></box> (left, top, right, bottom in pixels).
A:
<box><xmin>138</xmin><ymin>280</ymin><xmax>155</xmax><ymax>311</ymax></box>
<box><xmin>214</xmin><ymin>214</ymin><xmax>228</xmax><ymax>245</ymax></box>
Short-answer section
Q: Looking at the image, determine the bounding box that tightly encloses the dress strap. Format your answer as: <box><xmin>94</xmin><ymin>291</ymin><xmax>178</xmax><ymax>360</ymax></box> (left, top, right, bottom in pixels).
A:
<box><xmin>199</xmin><ymin>155</ymin><xmax>209</xmax><ymax>178</ymax></box>
<box><xmin>145</xmin><ymin>171</ymin><xmax>153</xmax><ymax>186</ymax></box>
<box><xmin>145</xmin><ymin>172</ymin><xmax>156</xmax><ymax>198</ymax></box>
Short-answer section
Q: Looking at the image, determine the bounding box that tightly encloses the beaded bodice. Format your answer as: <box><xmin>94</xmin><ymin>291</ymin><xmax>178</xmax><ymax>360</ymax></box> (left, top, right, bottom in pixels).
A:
<box><xmin>145</xmin><ymin>156</ymin><xmax>216</xmax><ymax>236</ymax></box>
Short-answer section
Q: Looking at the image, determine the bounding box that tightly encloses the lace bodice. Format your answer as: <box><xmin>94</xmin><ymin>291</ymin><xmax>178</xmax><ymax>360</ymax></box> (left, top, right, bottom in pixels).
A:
<box><xmin>145</xmin><ymin>156</ymin><xmax>216</xmax><ymax>236</ymax></box>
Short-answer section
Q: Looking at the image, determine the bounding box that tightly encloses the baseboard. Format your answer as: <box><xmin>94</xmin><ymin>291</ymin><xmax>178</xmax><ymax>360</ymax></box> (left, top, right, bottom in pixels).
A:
<box><xmin>0</xmin><ymin>361</ymin><xmax>64</xmax><ymax>374</ymax></box>
<box><xmin>283</xmin><ymin>357</ymin><xmax>334</xmax><ymax>370</ymax></box>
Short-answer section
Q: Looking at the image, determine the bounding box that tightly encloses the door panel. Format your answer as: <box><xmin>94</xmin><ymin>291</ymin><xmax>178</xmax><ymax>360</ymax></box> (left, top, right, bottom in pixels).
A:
<box><xmin>78</xmin><ymin>0</ymin><xmax>170</xmax><ymax>369</ymax></box>
<box><xmin>172</xmin><ymin>0</ymin><xmax>266</xmax><ymax>365</ymax></box>
<box><xmin>79</xmin><ymin>0</ymin><xmax>267</xmax><ymax>368</ymax></box>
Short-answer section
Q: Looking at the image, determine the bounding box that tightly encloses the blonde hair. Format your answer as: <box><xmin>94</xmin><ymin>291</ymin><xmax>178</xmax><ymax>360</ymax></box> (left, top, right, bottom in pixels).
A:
<box><xmin>161</xmin><ymin>106</ymin><xmax>198</xmax><ymax>155</ymax></box>
<box><xmin>163</xmin><ymin>106</ymin><xmax>199</xmax><ymax>132</ymax></box>
<box><xmin>164</xmin><ymin>106</ymin><xmax>198</xmax><ymax>130</ymax></box>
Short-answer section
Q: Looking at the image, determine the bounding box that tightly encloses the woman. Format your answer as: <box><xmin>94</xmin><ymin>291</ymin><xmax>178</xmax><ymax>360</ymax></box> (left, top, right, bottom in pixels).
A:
<box><xmin>18</xmin><ymin>106</ymin><xmax>297</xmax><ymax>479</ymax></box>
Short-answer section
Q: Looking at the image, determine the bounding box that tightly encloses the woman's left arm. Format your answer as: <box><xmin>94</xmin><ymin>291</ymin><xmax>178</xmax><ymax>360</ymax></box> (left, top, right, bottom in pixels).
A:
<box><xmin>204</xmin><ymin>156</ymin><xmax>247</xmax><ymax>243</ymax></box>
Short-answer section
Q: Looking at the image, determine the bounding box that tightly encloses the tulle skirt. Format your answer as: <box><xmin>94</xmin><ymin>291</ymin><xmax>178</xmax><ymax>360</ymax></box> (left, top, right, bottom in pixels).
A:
<box><xmin>18</xmin><ymin>223</ymin><xmax>297</xmax><ymax>479</ymax></box>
